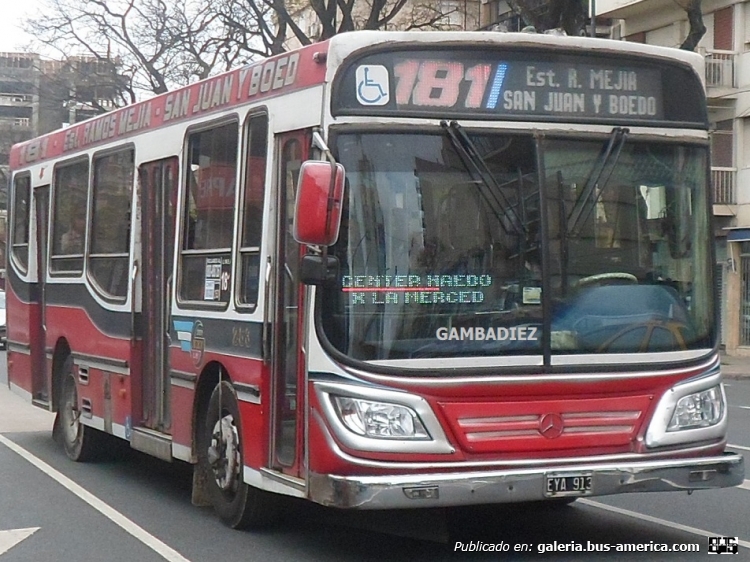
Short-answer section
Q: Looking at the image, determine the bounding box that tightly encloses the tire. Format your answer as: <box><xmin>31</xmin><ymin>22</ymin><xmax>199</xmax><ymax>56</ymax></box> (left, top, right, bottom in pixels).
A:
<box><xmin>56</xmin><ymin>356</ymin><xmax>105</xmax><ymax>462</ymax></box>
<box><xmin>200</xmin><ymin>380</ymin><xmax>278</xmax><ymax>529</ymax></box>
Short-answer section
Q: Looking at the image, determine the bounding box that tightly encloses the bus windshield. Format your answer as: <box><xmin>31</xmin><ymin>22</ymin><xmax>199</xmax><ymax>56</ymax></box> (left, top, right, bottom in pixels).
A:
<box><xmin>320</xmin><ymin>130</ymin><xmax>713</xmax><ymax>362</ymax></box>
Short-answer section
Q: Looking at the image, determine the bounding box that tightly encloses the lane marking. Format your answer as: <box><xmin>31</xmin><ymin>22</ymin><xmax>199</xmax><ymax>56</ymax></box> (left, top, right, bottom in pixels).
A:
<box><xmin>0</xmin><ymin>527</ymin><xmax>38</xmax><ymax>556</ymax></box>
<box><xmin>580</xmin><ymin>499</ymin><xmax>750</xmax><ymax>549</ymax></box>
<box><xmin>739</xmin><ymin>480</ymin><xmax>750</xmax><ymax>491</ymax></box>
<box><xmin>0</xmin><ymin>435</ymin><xmax>192</xmax><ymax>562</ymax></box>
<box><xmin>728</xmin><ymin>444</ymin><xmax>750</xmax><ymax>452</ymax></box>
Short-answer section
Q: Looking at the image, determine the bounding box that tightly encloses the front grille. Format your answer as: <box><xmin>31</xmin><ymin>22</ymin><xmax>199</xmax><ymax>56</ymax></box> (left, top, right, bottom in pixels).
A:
<box><xmin>439</xmin><ymin>395</ymin><xmax>653</xmax><ymax>455</ymax></box>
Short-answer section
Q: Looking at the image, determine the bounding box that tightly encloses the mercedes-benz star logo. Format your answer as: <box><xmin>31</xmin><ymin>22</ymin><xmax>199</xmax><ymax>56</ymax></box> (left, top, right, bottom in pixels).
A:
<box><xmin>539</xmin><ymin>413</ymin><xmax>564</xmax><ymax>439</ymax></box>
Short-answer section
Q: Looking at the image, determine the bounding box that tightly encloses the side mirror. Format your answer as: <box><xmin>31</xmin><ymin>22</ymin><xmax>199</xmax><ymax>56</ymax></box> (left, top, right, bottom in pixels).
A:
<box><xmin>293</xmin><ymin>161</ymin><xmax>345</xmax><ymax>246</ymax></box>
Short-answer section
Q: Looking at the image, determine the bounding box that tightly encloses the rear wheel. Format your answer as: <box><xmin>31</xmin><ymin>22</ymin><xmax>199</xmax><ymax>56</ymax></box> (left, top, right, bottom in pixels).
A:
<box><xmin>56</xmin><ymin>356</ymin><xmax>104</xmax><ymax>462</ymax></box>
<box><xmin>200</xmin><ymin>380</ymin><xmax>278</xmax><ymax>529</ymax></box>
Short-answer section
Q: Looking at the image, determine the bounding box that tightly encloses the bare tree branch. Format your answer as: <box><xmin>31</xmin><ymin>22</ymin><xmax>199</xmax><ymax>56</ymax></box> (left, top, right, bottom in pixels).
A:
<box><xmin>23</xmin><ymin>0</ymin><xmax>494</xmax><ymax>103</ymax></box>
<box><xmin>679</xmin><ymin>0</ymin><xmax>706</xmax><ymax>51</ymax></box>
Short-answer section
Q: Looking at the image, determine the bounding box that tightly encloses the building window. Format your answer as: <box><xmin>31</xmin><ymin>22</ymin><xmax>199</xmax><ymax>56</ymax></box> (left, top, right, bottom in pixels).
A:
<box><xmin>711</xmin><ymin>119</ymin><xmax>733</xmax><ymax>168</ymax></box>
<box><xmin>482</xmin><ymin>0</ymin><xmax>525</xmax><ymax>31</ymax></box>
<box><xmin>89</xmin><ymin>149</ymin><xmax>134</xmax><ymax>299</ymax></box>
<box><xmin>51</xmin><ymin>160</ymin><xmax>89</xmax><ymax>274</ymax></box>
<box><xmin>626</xmin><ymin>32</ymin><xmax>646</xmax><ymax>43</ymax></box>
<box><xmin>713</xmin><ymin>6</ymin><xmax>733</xmax><ymax>51</ymax></box>
<box><xmin>179</xmin><ymin>120</ymin><xmax>238</xmax><ymax>304</ymax></box>
<box><xmin>439</xmin><ymin>1</ymin><xmax>464</xmax><ymax>28</ymax></box>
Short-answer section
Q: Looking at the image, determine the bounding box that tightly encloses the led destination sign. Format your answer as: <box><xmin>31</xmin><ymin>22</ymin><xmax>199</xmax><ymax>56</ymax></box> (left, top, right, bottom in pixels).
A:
<box><xmin>333</xmin><ymin>49</ymin><xmax>706</xmax><ymax>126</ymax></box>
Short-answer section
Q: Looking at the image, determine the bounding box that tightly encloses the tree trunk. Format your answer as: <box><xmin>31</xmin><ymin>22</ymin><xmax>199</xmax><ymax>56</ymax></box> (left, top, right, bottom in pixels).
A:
<box><xmin>680</xmin><ymin>0</ymin><xmax>706</xmax><ymax>51</ymax></box>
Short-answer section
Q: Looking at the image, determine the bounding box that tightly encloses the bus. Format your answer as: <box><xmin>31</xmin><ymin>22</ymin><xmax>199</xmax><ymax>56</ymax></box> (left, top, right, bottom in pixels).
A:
<box><xmin>6</xmin><ymin>30</ymin><xmax>744</xmax><ymax>528</ymax></box>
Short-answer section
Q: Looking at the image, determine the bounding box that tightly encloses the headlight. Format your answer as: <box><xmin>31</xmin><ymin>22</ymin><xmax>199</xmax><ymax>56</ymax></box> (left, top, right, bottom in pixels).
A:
<box><xmin>332</xmin><ymin>396</ymin><xmax>431</xmax><ymax>440</ymax></box>
<box><xmin>667</xmin><ymin>385</ymin><xmax>723</xmax><ymax>431</ymax></box>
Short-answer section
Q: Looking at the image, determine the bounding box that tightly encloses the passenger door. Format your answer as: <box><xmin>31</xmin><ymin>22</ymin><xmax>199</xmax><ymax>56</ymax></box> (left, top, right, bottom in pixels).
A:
<box><xmin>31</xmin><ymin>185</ymin><xmax>50</xmax><ymax>403</ymax></box>
<box><xmin>270</xmin><ymin>130</ymin><xmax>310</xmax><ymax>477</ymax></box>
<box><xmin>136</xmin><ymin>158</ymin><xmax>178</xmax><ymax>433</ymax></box>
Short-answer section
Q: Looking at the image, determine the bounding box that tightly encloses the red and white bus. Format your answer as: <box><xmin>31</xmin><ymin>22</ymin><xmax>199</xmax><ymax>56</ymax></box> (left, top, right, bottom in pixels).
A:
<box><xmin>6</xmin><ymin>31</ymin><xmax>744</xmax><ymax>528</ymax></box>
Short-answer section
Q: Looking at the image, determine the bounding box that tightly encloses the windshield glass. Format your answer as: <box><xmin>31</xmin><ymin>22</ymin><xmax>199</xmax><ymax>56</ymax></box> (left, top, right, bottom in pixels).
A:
<box><xmin>542</xmin><ymin>137</ymin><xmax>712</xmax><ymax>354</ymax></box>
<box><xmin>320</xmin><ymin>131</ymin><xmax>713</xmax><ymax>362</ymax></box>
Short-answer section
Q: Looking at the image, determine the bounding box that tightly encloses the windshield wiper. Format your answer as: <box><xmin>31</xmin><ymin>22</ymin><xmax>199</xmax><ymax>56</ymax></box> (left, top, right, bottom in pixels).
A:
<box><xmin>567</xmin><ymin>127</ymin><xmax>629</xmax><ymax>236</ymax></box>
<box><xmin>440</xmin><ymin>120</ymin><xmax>526</xmax><ymax>235</ymax></box>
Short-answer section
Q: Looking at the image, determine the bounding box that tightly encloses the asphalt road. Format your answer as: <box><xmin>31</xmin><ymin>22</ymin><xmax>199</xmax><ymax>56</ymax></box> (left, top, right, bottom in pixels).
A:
<box><xmin>0</xmin><ymin>353</ymin><xmax>748</xmax><ymax>561</ymax></box>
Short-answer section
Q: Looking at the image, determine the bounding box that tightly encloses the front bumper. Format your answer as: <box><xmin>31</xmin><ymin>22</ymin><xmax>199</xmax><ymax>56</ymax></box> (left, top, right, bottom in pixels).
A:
<box><xmin>309</xmin><ymin>452</ymin><xmax>744</xmax><ymax>509</ymax></box>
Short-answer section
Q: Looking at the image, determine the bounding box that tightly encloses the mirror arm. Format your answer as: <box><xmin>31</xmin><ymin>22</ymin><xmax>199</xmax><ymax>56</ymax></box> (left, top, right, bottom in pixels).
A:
<box><xmin>312</xmin><ymin>130</ymin><xmax>341</xmax><ymax>242</ymax></box>
<box><xmin>313</xmin><ymin>130</ymin><xmax>335</xmax><ymax>164</ymax></box>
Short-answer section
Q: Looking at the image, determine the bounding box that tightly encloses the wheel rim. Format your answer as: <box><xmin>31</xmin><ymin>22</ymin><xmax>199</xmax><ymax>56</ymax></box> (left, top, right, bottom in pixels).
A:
<box><xmin>62</xmin><ymin>380</ymin><xmax>81</xmax><ymax>445</ymax></box>
<box><xmin>207</xmin><ymin>413</ymin><xmax>241</xmax><ymax>493</ymax></box>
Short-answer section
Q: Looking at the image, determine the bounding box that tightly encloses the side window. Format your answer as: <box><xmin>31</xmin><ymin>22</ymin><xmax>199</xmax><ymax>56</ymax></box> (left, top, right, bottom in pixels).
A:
<box><xmin>238</xmin><ymin>114</ymin><xmax>268</xmax><ymax>306</ymax></box>
<box><xmin>281</xmin><ymin>139</ymin><xmax>302</xmax><ymax>263</ymax></box>
<box><xmin>11</xmin><ymin>175</ymin><xmax>30</xmax><ymax>272</ymax></box>
<box><xmin>180</xmin><ymin>121</ymin><xmax>238</xmax><ymax>304</ymax></box>
<box><xmin>89</xmin><ymin>149</ymin><xmax>134</xmax><ymax>299</ymax></box>
<box><xmin>51</xmin><ymin>160</ymin><xmax>89</xmax><ymax>273</ymax></box>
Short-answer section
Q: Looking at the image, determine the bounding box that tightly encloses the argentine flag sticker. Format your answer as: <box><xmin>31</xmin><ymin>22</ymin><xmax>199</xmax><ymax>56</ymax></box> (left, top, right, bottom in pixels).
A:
<box><xmin>173</xmin><ymin>320</ymin><xmax>194</xmax><ymax>352</ymax></box>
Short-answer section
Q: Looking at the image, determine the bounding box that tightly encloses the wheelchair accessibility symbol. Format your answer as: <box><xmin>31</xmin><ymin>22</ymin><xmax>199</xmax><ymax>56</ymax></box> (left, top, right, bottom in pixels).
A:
<box><xmin>356</xmin><ymin>65</ymin><xmax>390</xmax><ymax>106</ymax></box>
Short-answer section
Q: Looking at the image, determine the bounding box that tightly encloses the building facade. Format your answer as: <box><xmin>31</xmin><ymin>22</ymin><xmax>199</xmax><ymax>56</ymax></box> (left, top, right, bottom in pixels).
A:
<box><xmin>597</xmin><ymin>0</ymin><xmax>745</xmax><ymax>353</ymax></box>
<box><xmin>0</xmin><ymin>52</ymin><xmax>120</xmax><ymax>286</ymax></box>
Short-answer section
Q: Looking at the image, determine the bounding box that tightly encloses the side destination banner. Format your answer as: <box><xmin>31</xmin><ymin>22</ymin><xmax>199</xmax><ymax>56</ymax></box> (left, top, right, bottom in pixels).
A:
<box><xmin>10</xmin><ymin>41</ymin><xmax>330</xmax><ymax>169</ymax></box>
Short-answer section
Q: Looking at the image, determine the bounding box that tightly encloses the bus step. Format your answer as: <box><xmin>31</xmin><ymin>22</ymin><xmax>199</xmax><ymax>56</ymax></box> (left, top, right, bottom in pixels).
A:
<box><xmin>31</xmin><ymin>398</ymin><xmax>51</xmax><ymax>410</ymax></box>
<box><xmin>130</xmin><ymin>427</ymin><xmax>173</xmax><ymax>462</ymax></box>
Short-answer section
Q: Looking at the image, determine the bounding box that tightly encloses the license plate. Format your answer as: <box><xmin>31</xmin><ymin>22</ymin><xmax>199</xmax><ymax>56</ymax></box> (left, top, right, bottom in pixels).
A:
<box><xmin>544</xmin><ymin>473</ymin><xmax>593</xmax><ymax>497</ymax></box>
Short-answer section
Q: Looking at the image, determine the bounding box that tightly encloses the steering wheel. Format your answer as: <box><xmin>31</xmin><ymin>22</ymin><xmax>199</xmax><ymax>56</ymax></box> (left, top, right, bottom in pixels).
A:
<box><xmin>594</xmin><ymin>319</ymin><xmax>688</xmax><ymax>352</ymax></box>
<box><xmin>575</xmin><ymin>272</ymin><xmax>638</xmax><ymax>288</ymax></box>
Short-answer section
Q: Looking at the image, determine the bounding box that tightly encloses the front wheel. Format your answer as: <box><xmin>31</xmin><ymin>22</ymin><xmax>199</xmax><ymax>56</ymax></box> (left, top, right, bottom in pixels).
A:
<box><xmin>56</xmin><ymin>356</ymin><xmax>104</xmax><ymax>462</ymax></box>
<box><xmin>200</xmin><ymin>380</ymin><xmax>278</xmax><ymax>529</ymax></box>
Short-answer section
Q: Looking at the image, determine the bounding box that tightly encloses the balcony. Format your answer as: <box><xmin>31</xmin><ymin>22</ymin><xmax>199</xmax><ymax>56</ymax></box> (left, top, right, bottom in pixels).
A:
<box><xmin>712</xmin><ymin>167</ymin><xmax>736</xmax><ymax>206</ymax></box>
<box><xmin>704</xmin><ymin>49</ymin><xmax>736</xmax><ymax>90</ymax></box>
<box><xmin>0</xmin><ymin>93</ymin><xmax>33</xmax><ymax>106</ymax></box>
<box><xmin>0</xmin><ymin>117</ymin><xmax>31</xmax><ymax>130</ymax></box>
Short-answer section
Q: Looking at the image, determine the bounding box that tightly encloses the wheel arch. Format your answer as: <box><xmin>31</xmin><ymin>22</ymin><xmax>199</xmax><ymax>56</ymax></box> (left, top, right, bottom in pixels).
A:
<box><xmin>191</xmin><ymin>361</ymin><xmax>232</xmax><ymax>458</ymax></box>
<box><xmin>189</xmin><ymin>360</ymin><xmax>233</xmax><ymax>508</ymax></box>
<box><xmin>50</xmin><ymin>338</ymin><xmax>72</xmax><ymax>412</ymax></box>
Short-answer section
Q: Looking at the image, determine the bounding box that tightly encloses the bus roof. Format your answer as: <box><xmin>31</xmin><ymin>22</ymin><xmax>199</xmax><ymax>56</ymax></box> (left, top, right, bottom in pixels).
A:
<box><xmin>9</xmin><ymin>31</ymin><xmax>704</xmax><ymax>171</ymax></box>
<box><xmin>325</xmin><ymin>30</ymin><xmax>704</xmax><ymax>80</ymax></box>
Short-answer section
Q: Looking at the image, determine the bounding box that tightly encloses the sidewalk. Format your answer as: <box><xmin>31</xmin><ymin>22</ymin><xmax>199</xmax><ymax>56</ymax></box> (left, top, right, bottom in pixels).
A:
<box><xmin>0</xmin><ymin>383</ymin><xmax>55</xmax><ymax>433</ymax></box>
<box><xmin>720</xmin><ymin>351</ymin><xmax>750</xmax><ymax>380</ymax></box>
